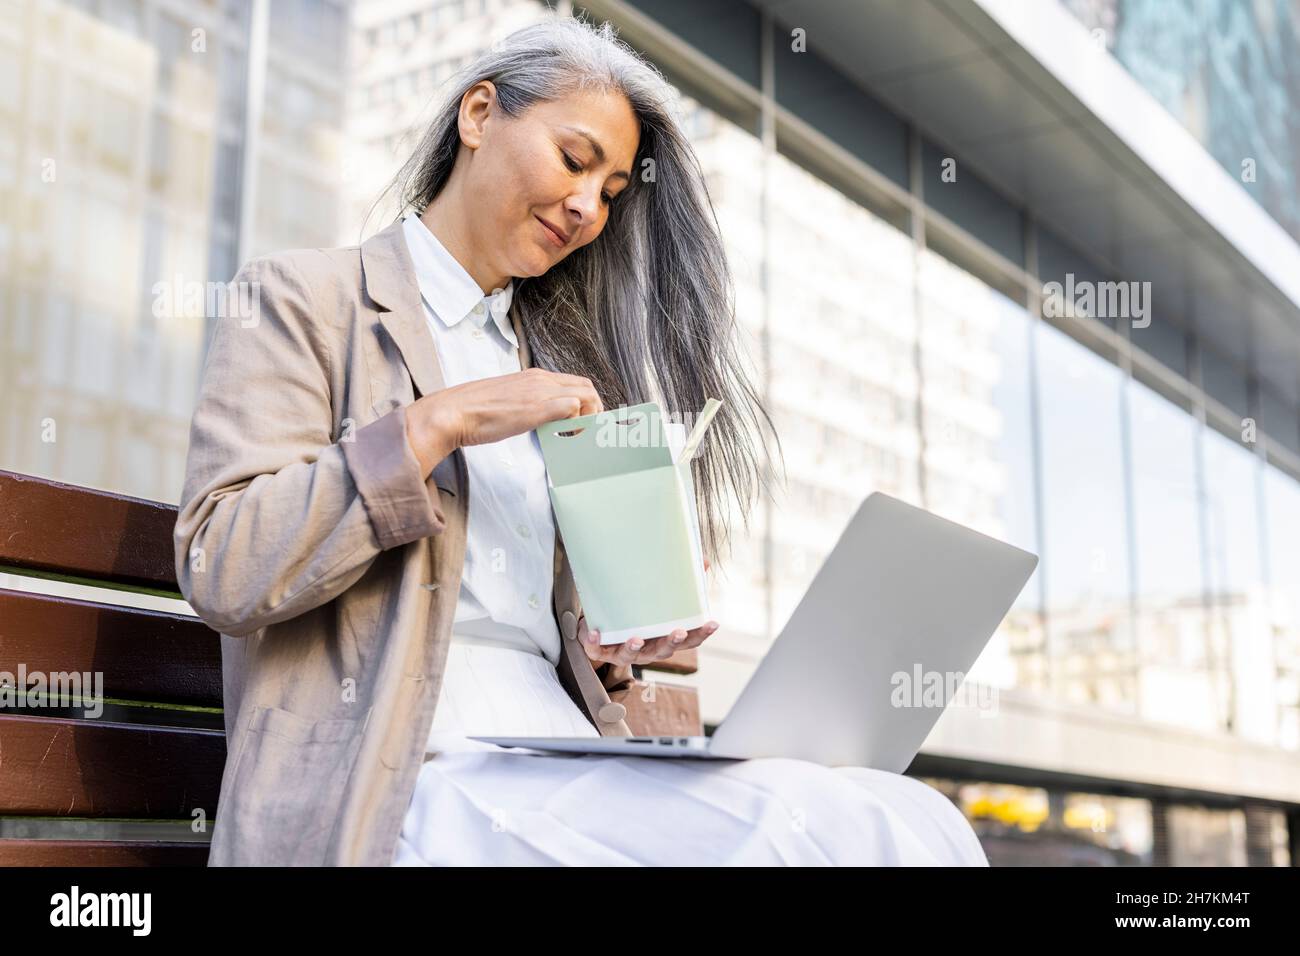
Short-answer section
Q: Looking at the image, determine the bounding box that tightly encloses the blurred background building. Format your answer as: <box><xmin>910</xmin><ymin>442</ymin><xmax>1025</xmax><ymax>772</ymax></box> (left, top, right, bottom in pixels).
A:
<box><xmin>1</xmin><ymin>0</ymin><xmax>1297</xmax><ymax>865</ymax></box>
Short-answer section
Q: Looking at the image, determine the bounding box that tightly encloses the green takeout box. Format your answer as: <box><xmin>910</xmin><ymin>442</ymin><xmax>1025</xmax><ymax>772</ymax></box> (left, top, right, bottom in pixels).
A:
<box><xmin>536</xmin><ymin>397</ymin><xmax>722</xmax><ymax>645</ymax></box>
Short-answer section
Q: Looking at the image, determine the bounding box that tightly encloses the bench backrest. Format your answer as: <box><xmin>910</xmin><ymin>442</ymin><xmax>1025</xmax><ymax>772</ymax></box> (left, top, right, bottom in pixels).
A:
<box><xmin>0</xmin><ymin>468</ymin><xmax>700</xmax><ymax>866</ymax></box>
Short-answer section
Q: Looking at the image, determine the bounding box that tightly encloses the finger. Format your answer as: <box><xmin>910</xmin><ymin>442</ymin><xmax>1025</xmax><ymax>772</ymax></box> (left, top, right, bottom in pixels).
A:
<box><xmin>625</xmin><ymin>635</ymin><xmax>665</xmax><ymax>664</ymax></box>
<box><xmin>585</xmin><ymin>623</ymin><xmax>635</xmax><ymax>666</ymax></box>
<box><xmin>540</xmin><ymin>396</ymin><xmax>588</xmax><ymax>423</ymax></box>
<box><xmin>655</xmin><ymin>631</ymin><xmax>686</xmax><ymax>660</ymax></box>
<box><xmin>653</xmin><ymin>629</ymin><xmax>686</xmax><ymax>655</ymax></box>
<box><xmin>581</xmin><ymin>621</ymin><xmax>617</xmax><ymax>664</ymax></box>
<box><xmin>576</xmin><ymin>378</ymin><xmax>602</xmax><ymax>415</ymax></box>
<box><xmin>629</xmin><ymin>636</ymin><xmax>670</xmax><ymax>665</ymax></box>
<box><xmin>674</xmin><ymin>621</ymin><xmax>719</xmax><ymax>651</ymax></box>
<box><xmin>614</xmin><ymin>635</ymin><xmax>648</xmax><ymax>666</ymax></box>
<box><xmin>579</xmin><ymin>618</ymin><xmax>606</xmax><ymax>661</ymax></box>
<box><xmin>538</xmin><ymin>372</ymin><xmax>602</xmax><ymax>416</ymax></box>
<box><xmin>541</xmin><ymin>391</ymin><xmax>600</xmax><ymax>421</ymax></box>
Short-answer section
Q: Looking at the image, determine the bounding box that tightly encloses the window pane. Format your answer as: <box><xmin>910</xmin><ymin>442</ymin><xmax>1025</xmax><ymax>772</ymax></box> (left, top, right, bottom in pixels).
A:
<box><xmin>1264</xmin><ymin>466</ymin><xmax>1300</xmax><ymax>750</ymax></box>
<box><xmin>1128</xmin><ymin>381</ymin><xmax>1216</xmax><ymax>732</ymax></box>
<box><xmin>1036</xmin><ymin>322</ymin><xmax>1134</xmax><ymax>712</ymax></box>
<box><xmin>1201</xmin><ymin>428</ymin><xmax>1274</xmax><ymax>744</ymax></box>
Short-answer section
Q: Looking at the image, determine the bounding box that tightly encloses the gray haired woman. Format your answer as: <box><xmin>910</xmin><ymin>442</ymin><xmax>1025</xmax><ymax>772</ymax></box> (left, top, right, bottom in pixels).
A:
<box><xmin>176</xmin><ymin>12</ymin><xmax>988</xmax><ymax>866</ymax></box>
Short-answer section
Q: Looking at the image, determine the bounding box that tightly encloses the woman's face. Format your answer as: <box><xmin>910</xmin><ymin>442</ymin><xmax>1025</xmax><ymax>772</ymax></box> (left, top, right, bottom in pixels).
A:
<box><xmin>456</xmin><ymin>83</ymin><xmax>640</xmax><ymax>282</ymax></box>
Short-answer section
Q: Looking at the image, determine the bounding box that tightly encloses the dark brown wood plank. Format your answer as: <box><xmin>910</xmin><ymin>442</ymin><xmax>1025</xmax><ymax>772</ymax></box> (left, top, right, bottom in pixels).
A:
<box><xmin>0</xmin><ymin>840</ymin><xmax>210</xmax><ymax>867</ymax></box>
<box><xmin>0</xmin><ymin>589</ymin><xmax>222</xmax><ymax>708</ymax></box>
<box><xmin>0</xmin><ymin>470</ymin><xmax>179</xmax><ymax>590</ymax></box>
<box><xmin>0</xmin><ymin>715</ymin><xmax>225</xmax><ymax>817</ymax></box>
<box><xmin>640</xmin><ymin>646</ymin><xmax>697</xmax><ymax>675</ymax></box>
<box><xmin>622</xmin><ymin>682</ymin><xmax>701</xmax><ymax>737</ymax></box>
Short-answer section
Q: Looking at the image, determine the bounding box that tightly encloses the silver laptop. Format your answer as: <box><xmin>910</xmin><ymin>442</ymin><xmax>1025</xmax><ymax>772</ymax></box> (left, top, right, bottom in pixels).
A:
<box><xmin>473</xmin><ymin>491</ymin><xmax>1038</xmax><ymax>772</ymax></box>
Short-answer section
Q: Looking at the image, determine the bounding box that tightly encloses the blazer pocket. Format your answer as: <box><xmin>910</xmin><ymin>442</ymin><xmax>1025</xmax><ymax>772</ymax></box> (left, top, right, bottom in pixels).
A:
<box><xmin>221</xmin><ymin>706</ymin><xmax>364</xmax><ymax>864</ymax></box>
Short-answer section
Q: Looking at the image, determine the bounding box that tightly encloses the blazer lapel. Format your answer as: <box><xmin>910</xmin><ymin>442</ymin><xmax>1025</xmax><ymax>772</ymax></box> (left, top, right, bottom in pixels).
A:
<box><xmin>360</xmin><ymin>219</ymin><xmax>446</xmax><ymax>400</ymax></box>
<box><xmin>361</xmin><ymin>219</ymin><xmax>466</xmax><ymax>497</ymax></box>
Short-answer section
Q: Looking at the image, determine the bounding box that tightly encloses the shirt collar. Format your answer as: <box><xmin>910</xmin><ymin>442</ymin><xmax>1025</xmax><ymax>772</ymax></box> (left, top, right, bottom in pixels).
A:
<box><xmin>401</xmin><ymin>213</ymin><xmax>516</xmax><ymax>347</ymax></box>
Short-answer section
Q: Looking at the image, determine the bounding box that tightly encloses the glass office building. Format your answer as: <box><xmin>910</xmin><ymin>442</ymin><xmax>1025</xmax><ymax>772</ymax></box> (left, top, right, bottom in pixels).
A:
<box><xmin>1</xmin><ymin>0</ymin><xmax>1296</xmax><ymax>865</ymax></box>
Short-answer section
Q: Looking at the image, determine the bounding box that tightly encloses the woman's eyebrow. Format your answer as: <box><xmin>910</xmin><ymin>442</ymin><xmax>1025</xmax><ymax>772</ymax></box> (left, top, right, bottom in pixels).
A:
<box><xmin>560</xmin><ymin>125</ymin><xmax>631</xmax><ymax>182</ymax></box>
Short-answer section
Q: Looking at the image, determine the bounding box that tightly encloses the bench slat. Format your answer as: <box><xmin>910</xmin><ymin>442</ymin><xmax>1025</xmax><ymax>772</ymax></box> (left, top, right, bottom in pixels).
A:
<box><xmin>0</xmin><ymin>589</ymin><xmax>222</xmax><ymax>707</ymax></box>
<box><xmin>0</xmin><ymin>470</ymin><xmax>180</xmax><ymax>591</ymax></box>
<box><xmin>0</xmin><ymin>715</ymin><xmax>224</xmax><ymax>817</ymax></box>
<box><xmin>0</xmin><ymin>840</ymin><xmax>210</xmax><ymax>866</ymax></box>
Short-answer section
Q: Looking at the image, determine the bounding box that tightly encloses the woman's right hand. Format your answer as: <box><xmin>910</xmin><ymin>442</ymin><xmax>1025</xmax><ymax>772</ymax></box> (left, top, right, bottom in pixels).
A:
<box><xmin>405</xmin><ymin>368</ymin><xmax>603</xmax><ymax>475</ymax></box>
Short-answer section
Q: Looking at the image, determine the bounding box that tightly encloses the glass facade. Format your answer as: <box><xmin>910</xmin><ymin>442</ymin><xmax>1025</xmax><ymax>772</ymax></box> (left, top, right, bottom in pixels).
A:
<box><xmin>0</xmin><ymin>0</ymin><xmax>351</xmax><ymax>500</ymax></box>
<box><xmin>0</xmin><ymin>0</ymin><xmax>251</xmax><ymax>505</ymax></box>
<box><xmin>1</xmin><ymin>0</ymin><xmax>1297</xmax><ymax>865</ymax></box>
<box><xmin>1061</xmin><ymin>0</ymin><xmax>1300</xmax><ymax>247</ymax></box>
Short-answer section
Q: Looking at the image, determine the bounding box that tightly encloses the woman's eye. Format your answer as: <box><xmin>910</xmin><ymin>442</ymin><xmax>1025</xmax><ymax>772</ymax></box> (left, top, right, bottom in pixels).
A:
<box><xmin>561</xmin><ymin>149</ymin><xmax>613</xmax><ymax>204</ymax></box>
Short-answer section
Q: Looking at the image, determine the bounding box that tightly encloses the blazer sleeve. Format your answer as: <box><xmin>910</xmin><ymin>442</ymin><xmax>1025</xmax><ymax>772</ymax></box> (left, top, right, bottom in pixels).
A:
<box><xmin>173</xmin><ymin>251</ymin><xmax>445</xmax><ymax>638</ymax></box>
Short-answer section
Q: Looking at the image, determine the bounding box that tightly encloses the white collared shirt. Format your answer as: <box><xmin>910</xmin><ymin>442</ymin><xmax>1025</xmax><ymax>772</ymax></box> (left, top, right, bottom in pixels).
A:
<box><xmin>401</xmin><ymin>213</ymin><xmax>562</xmax><ymax>666</ymax></box>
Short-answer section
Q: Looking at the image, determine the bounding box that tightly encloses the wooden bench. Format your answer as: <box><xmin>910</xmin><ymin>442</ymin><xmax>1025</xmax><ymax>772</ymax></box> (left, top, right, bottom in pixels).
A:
<box><xmin>0</xmin><ymin>468</ymin><xmax>701</xmax><ymax>866</ymax></box>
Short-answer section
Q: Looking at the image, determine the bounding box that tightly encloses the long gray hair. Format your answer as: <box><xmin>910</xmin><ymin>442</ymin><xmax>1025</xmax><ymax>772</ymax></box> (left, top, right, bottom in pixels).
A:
<box><xmin>370</xmin><ymin>12</ymin><xmax>785</xmax><ymax>572</ymax></box>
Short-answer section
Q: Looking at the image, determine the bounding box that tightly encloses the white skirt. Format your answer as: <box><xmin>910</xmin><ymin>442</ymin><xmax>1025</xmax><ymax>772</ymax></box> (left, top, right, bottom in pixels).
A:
<box><xmin>391</xmin><ymin>639</ymin><xmax>988</xmax><ymax>866</ymax></box>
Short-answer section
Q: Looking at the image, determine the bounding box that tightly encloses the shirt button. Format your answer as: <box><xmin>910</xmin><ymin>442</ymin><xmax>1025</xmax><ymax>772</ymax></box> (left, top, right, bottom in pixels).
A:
<box><xmin>499</xmin><ymin>454</ymin><xmax>514</xmax><ymax>468</ymax></box>
<box><xmin>471</xmin><ymin>328</ymin><xmax>485</xmax><ymax>339</ymax></box>
<box><xmin>528</xmin><ymin>594</ymin><xmax>540</xmax><ymax>609</ymax></box>
<box><xmin>516</xmin><ymin>523</ymin><xmax>531</xmax><ymax>538</ymax></box>
<box><xmin>472</xmin><ymin>303</ymin><xmax>485</xmax><ymax>315</ymax></box>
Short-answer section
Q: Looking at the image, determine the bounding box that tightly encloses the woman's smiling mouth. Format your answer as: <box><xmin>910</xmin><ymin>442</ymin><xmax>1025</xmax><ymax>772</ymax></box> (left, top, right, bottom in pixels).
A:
<box><xmin>536</xmin><ymin>216</ymin><xmax>569</xmax><ymax>248</ymax></box>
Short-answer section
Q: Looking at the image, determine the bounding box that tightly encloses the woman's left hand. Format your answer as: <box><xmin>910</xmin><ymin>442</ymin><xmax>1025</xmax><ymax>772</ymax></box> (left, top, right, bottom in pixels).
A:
<box><xmin>578</xmin><ymin>557</ymin><xmax>718</xmax><ymax>666</ymax></box>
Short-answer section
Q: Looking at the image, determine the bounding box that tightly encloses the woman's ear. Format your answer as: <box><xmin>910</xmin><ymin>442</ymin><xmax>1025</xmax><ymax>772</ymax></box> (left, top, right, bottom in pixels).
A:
<box><xmin>458</xmin><ymin>80</ymin><xmax>496</xmax><ymax>149</ymax></box>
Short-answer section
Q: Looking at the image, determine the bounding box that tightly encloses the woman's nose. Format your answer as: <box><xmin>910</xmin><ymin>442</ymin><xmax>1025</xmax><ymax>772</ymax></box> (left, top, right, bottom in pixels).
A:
<box><xmin>565</xmin><ymin>188</ymin><xmax>601</xmax><ymax>225</ymax></box>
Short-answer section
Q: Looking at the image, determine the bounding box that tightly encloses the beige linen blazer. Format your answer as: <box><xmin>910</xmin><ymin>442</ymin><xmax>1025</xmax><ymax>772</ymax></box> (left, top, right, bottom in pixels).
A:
<box><xmin>174</xmin><ymin>218</ymin><xmax>635</xmax><ymax>867</ymax></box>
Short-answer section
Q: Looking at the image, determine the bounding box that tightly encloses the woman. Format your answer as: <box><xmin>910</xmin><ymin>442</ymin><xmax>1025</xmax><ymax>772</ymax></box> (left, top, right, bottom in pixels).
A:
<box><xmin>175</xmin><ymin>14</ymin><xmax>988</xmax><ymax>866</ymax></box>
